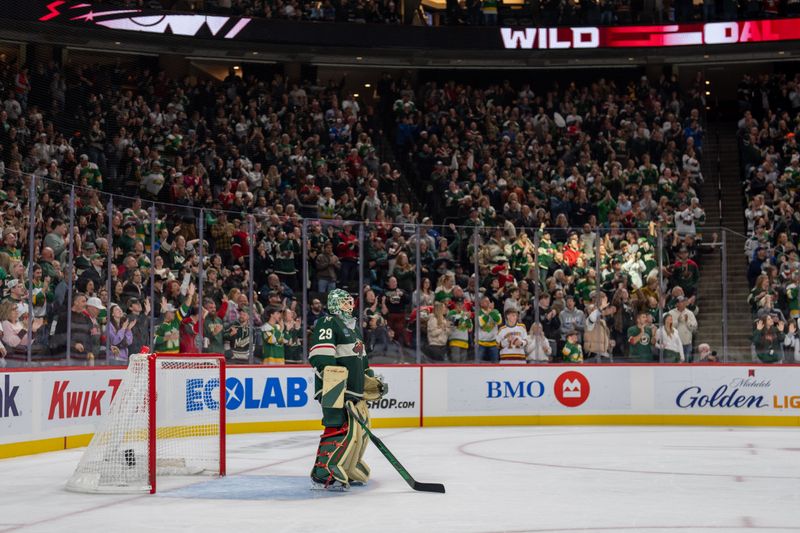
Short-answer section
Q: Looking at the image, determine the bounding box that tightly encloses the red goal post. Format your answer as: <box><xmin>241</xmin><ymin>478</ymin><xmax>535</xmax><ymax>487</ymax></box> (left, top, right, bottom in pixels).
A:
<box><xmin>148</xmin><ymin>353</ymin><xmax>226</xmax><ymax>494</ymax></box>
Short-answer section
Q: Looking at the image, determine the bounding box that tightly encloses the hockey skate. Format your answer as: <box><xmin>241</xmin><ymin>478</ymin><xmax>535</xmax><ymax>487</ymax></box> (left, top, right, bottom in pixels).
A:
<box><xmin>311</xmin><ymin>476</ymin><xmax>350</xmax><ymax>492</ymax></box>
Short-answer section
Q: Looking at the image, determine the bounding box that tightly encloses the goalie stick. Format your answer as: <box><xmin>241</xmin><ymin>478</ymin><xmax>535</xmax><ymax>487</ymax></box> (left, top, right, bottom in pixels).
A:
<box><xmin>347</xmin><ymin>403</ymin><xmax>445</xmax><ymax>493</ymax></box>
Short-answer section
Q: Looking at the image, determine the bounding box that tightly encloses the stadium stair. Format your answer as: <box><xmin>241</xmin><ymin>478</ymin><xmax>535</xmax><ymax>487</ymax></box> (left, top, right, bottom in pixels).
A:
<box><xmin>696</xmin><ymin>123</ymin><xmax>753</xmax><ymax>361</ymax></box>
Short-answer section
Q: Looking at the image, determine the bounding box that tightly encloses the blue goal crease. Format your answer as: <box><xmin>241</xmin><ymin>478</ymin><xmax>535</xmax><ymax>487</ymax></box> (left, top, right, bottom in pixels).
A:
<box><xmin>158</xmin><ymin>475</ymin><xmax>367</xmax><ymax>501</ymax></box>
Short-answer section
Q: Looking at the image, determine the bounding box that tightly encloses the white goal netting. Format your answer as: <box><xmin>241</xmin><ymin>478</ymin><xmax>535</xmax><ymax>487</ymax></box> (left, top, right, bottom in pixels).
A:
<box><xmin>66</xmin><ymin>353</ymin><xmax>225</xmax><ymax>494</ymax></box>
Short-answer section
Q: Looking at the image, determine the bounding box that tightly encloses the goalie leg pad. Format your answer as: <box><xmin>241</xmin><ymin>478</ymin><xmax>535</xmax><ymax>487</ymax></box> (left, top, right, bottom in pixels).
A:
<box><xmin>342</xmin><ymin>400</ymin><xmax>371</xmax><ymax>484</ymax></box>
<box><xmin>310</xmin><ymin>419</ymin><xmax>359</xmax><ymax>488</ymax></box>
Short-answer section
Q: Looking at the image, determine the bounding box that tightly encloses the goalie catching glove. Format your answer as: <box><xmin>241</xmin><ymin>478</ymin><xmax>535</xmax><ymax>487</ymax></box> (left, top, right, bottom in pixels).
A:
<box><xmin>363</xmin><ymin>371</ymin><xmax>388</xmax><ymax>401</ymax></box>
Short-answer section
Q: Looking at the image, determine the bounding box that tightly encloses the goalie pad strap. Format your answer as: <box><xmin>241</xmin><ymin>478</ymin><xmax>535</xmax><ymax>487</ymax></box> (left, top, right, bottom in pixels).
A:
<box><xmin>309</xmin><ymin>401</ymin><xmax>373</xmax><ymax>488</ymax></box>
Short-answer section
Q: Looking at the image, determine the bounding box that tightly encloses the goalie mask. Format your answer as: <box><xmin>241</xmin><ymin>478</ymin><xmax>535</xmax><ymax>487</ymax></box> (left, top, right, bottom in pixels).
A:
<box><xmin>327</xmin><ymin>289</ymin><xmax>354</xmax><ymax>320</ymax></box>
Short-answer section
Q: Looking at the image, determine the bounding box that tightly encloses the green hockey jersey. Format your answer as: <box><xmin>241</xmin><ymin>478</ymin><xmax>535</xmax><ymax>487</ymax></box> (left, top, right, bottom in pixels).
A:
<box><xmin>308</xmin><ymin>314</ymin><xmax>370</xmax><ymax>402</ymax></box>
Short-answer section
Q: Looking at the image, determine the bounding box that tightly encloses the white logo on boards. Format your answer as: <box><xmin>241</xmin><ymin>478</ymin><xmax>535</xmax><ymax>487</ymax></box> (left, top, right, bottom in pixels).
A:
<box><xmin>562</xmin><ymin>379</ymin><xmax>582</xmax><ymax>398</ymax></box>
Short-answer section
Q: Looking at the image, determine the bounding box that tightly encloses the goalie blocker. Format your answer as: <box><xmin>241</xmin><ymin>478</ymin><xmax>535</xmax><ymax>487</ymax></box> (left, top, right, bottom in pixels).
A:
<box><xmin>308</xmin><ymin>289</ymin><xmax>388</xmax><ymax>490</ymax></box>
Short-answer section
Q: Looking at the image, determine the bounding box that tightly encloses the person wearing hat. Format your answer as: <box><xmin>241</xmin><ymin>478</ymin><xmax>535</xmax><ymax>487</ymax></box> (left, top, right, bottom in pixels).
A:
<box><xmin>537</xmin><ymin>229</ymin><xmax>556</xmax><ymax>281</ymax></box>
<box><xmin>154</xmin><ymin>284</ymin><xmax>194</xmax><ymax>354</ymax></box>
<box><xmin>260</xmin><ymin>306</ymin><xmax>285</xmax><ymax>365</ymax></box>
<box><xmin>85</xmin><ymin>297</ymin><xmax>106</xmax><ymax>355</ymax></box>
<box><xmin>695</xmin><ymin>343</ymin><xmax>718</xmax><ymax>363</ymax></box>
<box><xmin>126</xmin><ymin>297</ymin><xmax>150</xmax><ymax>355</ymax></box>
<box><xmin>225</xmin><ymin>305</ymin><xmax>253</xmax><ymax>363</ymax></box>
<box><xmin>49</xmin><ymin>293</ymin><xmax>96</xmax><ymax>361</ymax></box>
<box><xmin>668</xmin><ymin>245</ymin><xmax>700</xmax><ymax>298</ymax></box>
<box><xmin>3</xmin><ymin>278</ymin><xmax>25</xmax><ymax>305</ymax></box>
<box><xmin>76</xmin><ymin>153</ymin><xmax>102</xmax><ymax>188</ymax></box>
<box><xmin>119</xmin><ymin>222</ymin><xmax>140</xmax><ymax>256</ymax></box>
<box><xmin>78</xmin><ymin>253</ymin><xmax>105</xmax><ymax>292</ymax></box>
<box><xmin>497</xmin><ymin>307</ymin><xmax>528</xmax><ymax>363</ymax></box>
<box><xmin>561</xmin><ymin>327</ymin><xmax>584</xmax><ymax>363</ymax></box>
<box><xmin>491</xmin><ymin>256</ymin><xmax>515</xmax><ymax>291</ymax></box>
<box><xmin>180</xmin><ymin>304</ymin><xmax>203</xmax><ymax>354</ymax></box>
<box><xmin>202</xmin><ymin>298</ymin><xmax>225</xmax><ymax>355</ymax></box>
<box><xmin>74</xmin><ymin>242</ymin><xmax>97</xmax><ymax>274</ymax></box>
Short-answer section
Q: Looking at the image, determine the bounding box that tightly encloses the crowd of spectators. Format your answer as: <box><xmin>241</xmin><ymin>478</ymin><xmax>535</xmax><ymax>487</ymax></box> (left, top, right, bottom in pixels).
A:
<box><xmin>112</xmin><ymin>0</ymin><xmax>800</xmax><ymax>27</ymax></box>
<box><xmin>0</xmin><ymin>48</ymin><xmax>717</xmax><ymax>367</ymax></box>
<box><xmin>0</xmin><ymin>55</ymin><xmax>414</xmax><ymax>366</ymax></box>
<box><xmin>358</xmin><ymin>73</ymin><xmax>711</xmax><ymax>363</ymax></box>
<box><xmin>738</xmin><ymin>72</ymin><xmax>800</xmax><ymax>363</ymax></box>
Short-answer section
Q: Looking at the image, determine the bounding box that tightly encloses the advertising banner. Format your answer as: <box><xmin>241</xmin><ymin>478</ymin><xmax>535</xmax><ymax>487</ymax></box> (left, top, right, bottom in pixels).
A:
<box><xmin>3</xmin><ymin>364</ymin><xmax>800</xmax><ymax>459</ymax></box>
<box><xmin>2</xmin><ymin>364</ymin><xmax>420</xmax><ymax>448</ymax></box>
<box><xmin>4</xmin><ymin>2</ymin><xmax>800</xmax><ymax>52</ymax></box>
<box><xmin>41</xmin><ymin>370</ymin><xmax>126</xmax><ymax>430</ymax></box>
<box><xmin>426</xmin><ymin>366</ymin><xmax>630</xmax><ymax>419</ymax></box>
<box><xmin>654</xmin><ymin>366</ymin><xmax>800</xmax><ymax>416</ymax></box>
<box><xmin>0</xmin><ymin>373</ymin><xmax>32</xmax><ymax>436</ymax></box>
<box><xmin>500</xmin><ymin>20</ymin><xmax>800</xmax><ymax>49</ymax></box>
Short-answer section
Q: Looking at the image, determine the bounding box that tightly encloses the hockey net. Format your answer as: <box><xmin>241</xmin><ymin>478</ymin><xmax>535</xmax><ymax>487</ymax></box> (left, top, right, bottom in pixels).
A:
<box><xmin>66</xmin><ymin>353</ymin><xmax>226</xmax><ymax>494</ymax></box>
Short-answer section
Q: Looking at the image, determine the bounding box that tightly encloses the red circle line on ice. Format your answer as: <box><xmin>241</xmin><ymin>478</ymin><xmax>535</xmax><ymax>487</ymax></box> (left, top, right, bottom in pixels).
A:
<box><xmin>554</xmin><ymin>371</ymin><xmax>590</xmax><ymax>407</ymax></box>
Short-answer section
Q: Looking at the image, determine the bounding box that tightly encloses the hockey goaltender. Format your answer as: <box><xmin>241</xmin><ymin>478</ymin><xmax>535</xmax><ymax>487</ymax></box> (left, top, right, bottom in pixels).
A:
<box><xmin>307</xmin><ymin>289</ymin><xmax>388</xmax><ymax>490</ymax></box>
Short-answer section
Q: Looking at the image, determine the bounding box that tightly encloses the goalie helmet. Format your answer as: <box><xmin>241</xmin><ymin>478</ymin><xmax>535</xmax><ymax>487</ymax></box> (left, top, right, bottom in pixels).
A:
<box><xmin>327</xmin><ymin>288</ymin><xmax>354</xmax><ymax>319</ymax></box>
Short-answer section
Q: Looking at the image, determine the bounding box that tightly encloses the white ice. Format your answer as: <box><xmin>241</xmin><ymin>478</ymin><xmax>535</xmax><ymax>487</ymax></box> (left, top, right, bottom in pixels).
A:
<box><xmin>1</xmin><ymin>426</ymin><xmax>799</xmax><ymax>533</ymax></box>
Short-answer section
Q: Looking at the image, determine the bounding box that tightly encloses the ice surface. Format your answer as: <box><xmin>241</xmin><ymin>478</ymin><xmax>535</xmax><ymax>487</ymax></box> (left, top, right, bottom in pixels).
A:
<box><xmin>1</xmin><ymin>426</ymin><xmax>799</xmax><ymax>533</ymax></box>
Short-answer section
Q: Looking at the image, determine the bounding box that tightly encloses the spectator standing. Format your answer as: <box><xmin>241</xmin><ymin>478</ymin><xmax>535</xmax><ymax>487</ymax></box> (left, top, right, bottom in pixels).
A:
<box><xmin>667</xmin><ymin>296</ymin><xmax>697</xmax><ymax>362</ymax></box>
<box><xmin>383</xmin><ymin>276</ymin><xmax>408</xmax><ymax>342</ymax></box>
<box><xmin>656</xmin><ymin>313</ymin><xmax>684</xmax><ymax>362</ymax></box>
<box><xmin>126</xmin><ymin>297</ymin><xmax>150</xmax><ymax>355</ymax></box>
<box><xmin>753</xmin><ymin>313</ymin><xmax>785</xmax><ymax>363</ymax></box>
<box><xmin>559</xmin><ymin>295</ymin><xmax>586</xmax><ymax>345</ymax></box>
<box><xmin>315</xmin><ymin>241</ymin><xmax>340</xmax><ymax>293</ymax></box>
<box><xmin>497</xmin><ymin>308</ymin><xmax>527</xmax><ymax>363</ymax></box>
<box><xmin>561</xmin><ymin>329</ymin><xmax>584</xmax><ymax>363</ymax></box>
<box><xmin>283</xmin><ymin>309</ymin><xmax>303</xmax><ymax>364</ymax></box>
<box><xmin>584</xmin><ymin>293</ymin><xmax>614</xmax><ymax>361</ymax></box>
<box><xmin>627</xmin><ymin>312</ymin><xmax>656</xmax><ymax>362</ymax></box>
<box><xmin>261</xmin><ymin>306</ymin><xmax>285</xmax><ymax>364</ymax></box>
<box><xmin>426</xmin><ymin>301</ymin><xmax>450</xmax><ymax>361</ymax></box>
<box><xmin>525</xmin><ymin>322</ymin><xmax>552</xmax><ymax>363</ymax></box>
<box><xmin>225</xmin><ymin>306</ymin><xmax>253</xmax><ymax>363</ymax></box>
<box><xmin>447</xmin><ymin>295</ymin><xmax>472</xmax><ymax>362</ymax></box>
<box><xmin>477</xmin><ymin>296</ymin><xmax>501</xmax><ymax>362</ymax></box>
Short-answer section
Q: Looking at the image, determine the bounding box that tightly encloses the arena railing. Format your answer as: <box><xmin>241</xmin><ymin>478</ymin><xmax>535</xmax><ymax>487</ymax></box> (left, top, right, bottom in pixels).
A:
<box><xmin>0</xmin><ymin>174</ymin><xmax>771</xmax><ymax>367</ymax></box>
